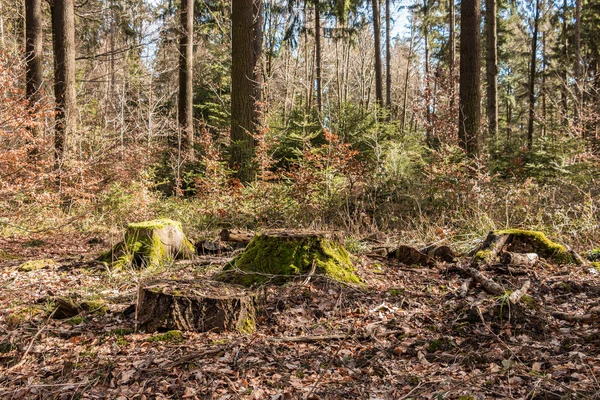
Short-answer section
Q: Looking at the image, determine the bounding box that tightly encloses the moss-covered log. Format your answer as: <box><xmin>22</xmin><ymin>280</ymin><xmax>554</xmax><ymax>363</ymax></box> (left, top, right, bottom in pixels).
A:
<box><xmin>101</xmin><ymin>219</ymin><xmax>195</xmax><ymax>269</ymax></box>
<box><xmin>136</xmin><ymin>280</ymin><xmax>257</xmax><ymax>333</ymax></box>
<box><xmin>218</xmin><ymin>230</ymin><xmax>360</xmax><ymax>286</ymax></box>
<box><xmin>473</xmin><ymin>229</ymin><xmax>579</xmax><ymax>265</ymax></box>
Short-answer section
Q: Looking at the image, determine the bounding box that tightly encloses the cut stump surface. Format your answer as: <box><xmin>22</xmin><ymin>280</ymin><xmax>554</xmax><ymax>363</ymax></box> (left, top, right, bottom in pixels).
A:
<box><xmin>136</xmin><ymin>280</ymin><xmax>257</xmax><ymax>333</ymax></box>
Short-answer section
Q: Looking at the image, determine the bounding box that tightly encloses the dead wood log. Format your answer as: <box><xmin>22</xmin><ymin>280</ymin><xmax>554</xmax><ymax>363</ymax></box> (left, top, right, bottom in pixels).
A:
<box><xmin>219</xmin><ymin>229</ymin><xmax>255</xmax><ymax>244</ymax></box>
<box><xmin>420</xmin><ymin>244</ymin><xmax>456</xmax><ymax>263</ymax></box>
<box><xmin>551</xmin><ymin>311</ymin><xmax>596</xmax><ymax>323</ymax></box>
<box><xmin>136</xmin><ymin>280</ymin><xmax>257</xmax><ymax>333</ymax></box>
<box><xmin>500</xmin><ymin>252</ymin><xmax>539</xmax><ymax>267</ymax></box>
<box><xmin>389</xmin><ymin>245</ymin><xmax>434</xmax><ymax>266</ymax></box>
<box><xmin>464</xmin><ymin>267</ymin><xmax>505</xmax><ymax>296</ymax></box>
<box><xmin>471</xmin><ymin>231</ymin><xmax>510</xmax><ymax>266</ymax></box>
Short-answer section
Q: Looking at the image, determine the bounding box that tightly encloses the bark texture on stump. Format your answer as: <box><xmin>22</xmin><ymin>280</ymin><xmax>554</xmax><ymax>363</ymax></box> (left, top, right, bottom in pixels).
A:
<box><xmin>136</xmin><ymin>280</ymin><xmax>257</xmax><ymax>333</ymax></box>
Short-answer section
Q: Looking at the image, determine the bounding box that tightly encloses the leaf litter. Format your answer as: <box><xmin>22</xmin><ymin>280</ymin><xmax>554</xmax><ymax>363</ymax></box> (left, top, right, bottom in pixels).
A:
<box><xmin>1</xmin><ymin>233</ymin><xmax>600</xmax><ymax>399</ymax></box>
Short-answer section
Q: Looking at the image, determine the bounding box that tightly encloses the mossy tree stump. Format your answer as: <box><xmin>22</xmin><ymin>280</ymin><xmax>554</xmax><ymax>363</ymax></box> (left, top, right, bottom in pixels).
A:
<box><xmin>218</xmin><ymin>230</ymin><xmax>360</xmax><ymax>286</ymax></box>
<box><xmin>136</xmin><ymin>280</ymin><xmax>257</xmax><ymax>333</ymax></box>
<box><xmin>102</xmin><ymin>219</ymin><xmax>195</xmax><ymax>269</ymax></box>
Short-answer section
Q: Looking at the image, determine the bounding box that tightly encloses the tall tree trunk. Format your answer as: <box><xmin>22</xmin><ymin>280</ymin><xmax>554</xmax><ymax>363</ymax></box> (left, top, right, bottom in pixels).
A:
<box><xmin>527</xmin><ymin>0</ymin><xmax>540</xmax><ymax>151</ymax></box>
<box><xmin>401</xmin><ymin>19</ymin><xmax>415</xmax><ymax>135</ymax></box>
<box><xmin>541</xmin><ymin>31</ymin><xmax>547</xmax><ymax>137</ymax></box>
<box><xmin>372</xmin><ymin>0</ymin><xmax>384</xmax><ymax>106</ymax></box>
<box><xmin>506</xmin><ymin>86</ymin><xmax>512</xmax><ymax>140</ymax></box>
<box><xmin>314</xmin><ymin>0</ymin><xmax>322</xmax><ymax>113</ymax></box>
<box><xmin>485</xmin><ymin>0</ymin><xmax>498</xmax><ymax>137</ymax></box>
<box><xmin>449</xmin><ymin>0</ymin><xmax>456</xmax><ymax>109</ymax></box>
<box><xmin>230</xmin><ymin>0</ymin><xmax>263</xmax><ymax>182</ymax></box>
<box><xmin>574</xmin><ymin>0</ymin><xmax>581</xmax><ymax>124</ymax></box>
<box><xmin>561</xmin><ymin>0</ymin><xmax>568</xmax><ymax>126</ymax></box>
<box><xmin>458</xmin><ymin>0</ymin><xmax>481</xmax><ymax>155</ymax></box>
<box><xmin>424</xmin><ymin>12</ymin><xmax>432</xmax><ymax>145</ymax></box>
<box><xmin>26</xmin><ymin>0</ymin><xmax>43</xmax><ymax>106</ymax></box>
<box><xmin>385</xmin><ymin>0</ymin><xmax>392</xmax><ymax>109</ymax></box>
<box><xmin>51</xmin><ymin>0</ymin><xmax>76</xmax><ymax>171</ymax></box>
<box><xmin>178</xmin><ymin>0</ymin><xmax>194</xmax><ymax>158</ymax></box>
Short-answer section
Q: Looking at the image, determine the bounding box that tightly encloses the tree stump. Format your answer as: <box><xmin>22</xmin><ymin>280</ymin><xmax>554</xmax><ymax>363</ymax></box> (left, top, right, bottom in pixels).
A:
<box><xmin>101</xmin><ymin>219</ymin><xmax>195</xmax><ymax>269</ymax></box>
<box><xmin>136</xmin><ymin>280</ymin><xmax>257</xmax><ymax>333</ymax></box>
<box><xmin>218</xmin><ymin>230</ymin><xmax>360</xmax><ymax>286</ymax></box>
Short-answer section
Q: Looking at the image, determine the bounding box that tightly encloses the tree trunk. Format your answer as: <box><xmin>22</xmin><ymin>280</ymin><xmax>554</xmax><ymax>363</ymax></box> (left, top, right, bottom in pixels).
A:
<box><xmin>178</xmin><ymin>0</ymin><xmax>194</xmax><ymax>158</ymax></box>
<box><xmin>527</xmin><ymin>0</ymin><xmax>540</xmax><ymax>151</ymax></box>
<box><xmin>485</xmin><ymin>0</ymin><xmax>498</xmax><ymax>137</ymax></box>
<box><xmin>574</xmin><ymin>0</ymin><xmax>581</xmax><ymax>123</ymax></box>
<box><xmin>25</xmin><ymin>0</ymin><xmax>43</xmax><ymax>106</ymax></box>
<box><xmin>561</xmin><ymin>0</ymin><xmax>569</xmax><ymax>126</ymax></box>
<box><xmin>230</xmin><ymin>0</ymin><xmax>263</xmax><ymax>182</ymax></box>
<box><xmin>449</xmin><ymin>0</ymin><xmax>456</xmax><ymax>109</ymax></box>
<box><xmin>458</xmin><ymin>0</ymin><xmax>481</xmax><ymax>155</ymax></box>
<box><xmin>401</xmin><ymin>18</ymin><xmax>415</xmax><ymax>135</ymax></box>
<box><xmin>385</xmin><ymin>0</ymin><xmax>392</xmax><ymax>109</ymax></box>
<box><xmin>372</xmin><ymin>0</ymin><xmax>384</xmax><ymax>106</ymax></box>
<box><xmin>314</xmin><ymin>0</ymin><xmax>322</xmax><ymax>113</ymax></box>
<box><xmin>51</xmin><ymin>0</ymin><xmax>76</xmax><ymax>171</ymax></box>
<box><xmin>424</xmin><ymin>6</ymin><xmax>432</xmax><ymax>146</ymax></box>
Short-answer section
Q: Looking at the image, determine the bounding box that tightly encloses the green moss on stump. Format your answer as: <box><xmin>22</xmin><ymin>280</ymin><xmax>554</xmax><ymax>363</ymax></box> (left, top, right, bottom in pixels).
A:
<box><xmin>497</xmin><ymin>229</ymin><xmax>575</xmax><ymax>264</ymax></box>
<box><xmin>220</xmin><ymin>233</ymin><xmax>360</xmax><ymax>286</ymax></box>
<box><xmin>101</xmin><ymin>219</ymin><xmax>195</xmax><ymax>269</ymax></box>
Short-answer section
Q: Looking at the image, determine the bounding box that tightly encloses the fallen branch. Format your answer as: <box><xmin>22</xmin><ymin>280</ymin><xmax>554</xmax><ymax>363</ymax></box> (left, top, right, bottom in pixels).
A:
<box><xmin>270</xmin><ymin>329</ymin><xmax>403</xmax><ymax>343</ymax></box>
<box><xmin>508</xmin><ymin>280</ymin><xmax>531</xmax><ymax>303</ymax></box>
<box><xmin>457</xmin><ymin>278</ymin><xmax>474</xmax><ymax>298</ymax></box>
<box><xmin>465</xmin><ymin>267</ymin><xmax>504</xmax><ymax>296</ymax></box>
<box><xmin>551</xmin><ymin>311</ymin><xmax>597</xmax><ymax>323</ymax></box>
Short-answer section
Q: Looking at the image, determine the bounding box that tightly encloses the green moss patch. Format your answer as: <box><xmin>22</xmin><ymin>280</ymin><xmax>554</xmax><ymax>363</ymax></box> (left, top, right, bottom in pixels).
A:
<box><xmin>147</xmin><ymin>330</ymin><xmax>184</xmax><ymax>343</ymax></box>
<box><xmin>219</xmin><ymin>233</ymin><xmax>360</xmax><ymax>286</ymax></box>
<box><xmin>497</xmin><ymin>229</ymin><xmax>575</xmax><ymax>264</ymax></box>
<box><xmin>18</xmin><ymin>259</ymin><xmax>56</xmax><ymax>272</ymax></box>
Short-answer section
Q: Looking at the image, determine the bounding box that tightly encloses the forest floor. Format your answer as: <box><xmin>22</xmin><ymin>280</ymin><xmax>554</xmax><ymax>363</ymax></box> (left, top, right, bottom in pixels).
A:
<box><xmin>1</xmin><ymin>232</ymin><xmax>600</xmax><ymax>399</ymax></box>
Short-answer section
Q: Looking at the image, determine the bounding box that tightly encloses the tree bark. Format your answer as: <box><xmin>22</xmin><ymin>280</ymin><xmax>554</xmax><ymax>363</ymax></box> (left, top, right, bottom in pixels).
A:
<box><xmin>51</xmin><ymin>0</ymin><xmax>76</xmax><ymax>171</ymax></box>
<box><xmin>401</xmin><ymin>18</ymin><xmax>415</xmax><ymax>135</ymax></box>
<box><xmin>136</xmin><ymin>281</ymin><xmax>257</xmax><ymax>333</ymax></box>
<box><xmin>485</xmin><ymin>0</ymin><xmax>498</xmax><ymax>137</ymax></box>
<box><xmin>230</xmin><ymin>0</ymin><xmax>263</xmax><ymax>182</ymax></box>
<box><xmin>458</xmin><ymin>0</ymin><xmax>481</xmax><ymax>155</ymax></box>
<box><xmin>25</xmin><ymin>0</ymin><xmax>43</xmax><ymax>107</ymax></box>
<box><xmin>527</xmin><ymin>0</ymin><xmax>540</xmax><ymax>151</ymax></box>
<box><xmin>574</xmin><ymin>0</ymin><xmax>582</xmax><ymax>123</ymax></box>
<box><xmin>178</xmin><ymin>0</ymin><xmax>194</xmax><ymax>158</ymax></box>
<box><xmin>449</xmin><ymin>0</ymin><xmax>456</xmax><ymax>109</ymax></box>
<box><xmin>385</xmin><ymin>0</ymin><xmax>392</xmax><ymax>109</ymax></box>
<box><xmin>314</xmin><ymin>0</ymin><xmax>322</xmax><ymax>113</ymax></box>
<box><xmin>561</xmin><ymin>0</ymin><xmax>569</xmax><ymax>126</ymax></box>
<box><xmin>372</xmin><ymin>0</ymin><xmax>384</xmax><ymax>106</ymax></box>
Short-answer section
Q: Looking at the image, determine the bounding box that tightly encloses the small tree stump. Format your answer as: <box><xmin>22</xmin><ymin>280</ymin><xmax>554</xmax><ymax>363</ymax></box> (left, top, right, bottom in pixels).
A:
<box><xmin>218</xmin><ymin>230</ymin><xmax>359</xmax><ymax>286</ymax></box>
<box><xmin>101</xmin><ymin>219</ymin><xmax>195</xmax><ymax>268</ymax></box>
<box><xmin>136</xmin><ymin>280</ymin><xmax>257</xmax><ymax>333</ymax></box>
